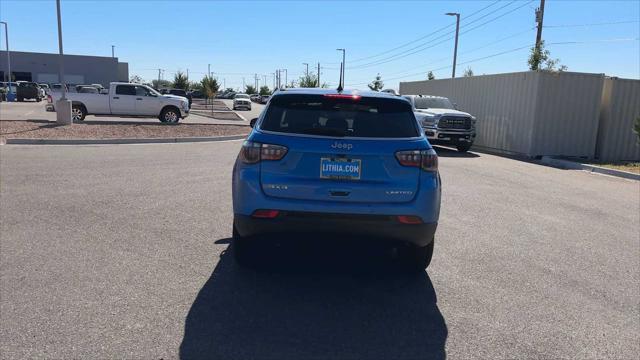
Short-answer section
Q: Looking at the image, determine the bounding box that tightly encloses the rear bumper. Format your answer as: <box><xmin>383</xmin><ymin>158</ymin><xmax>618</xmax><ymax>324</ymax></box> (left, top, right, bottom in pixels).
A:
<box><xmin>180</xmin><ymin>108</ymin><xmax>190</xmax><ymax>118</ymax></box>
<box><xmin>234</xmin><ymin>212</ymin><xmax>437</xmax><ymax>247</ymax></box>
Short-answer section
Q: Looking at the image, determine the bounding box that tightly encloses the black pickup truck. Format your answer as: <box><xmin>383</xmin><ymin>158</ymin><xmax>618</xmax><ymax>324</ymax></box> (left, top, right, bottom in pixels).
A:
<box><xmin>16</xmin><ymin>82</ymin><xmax>43</xmax><ymax>102</ymax></box>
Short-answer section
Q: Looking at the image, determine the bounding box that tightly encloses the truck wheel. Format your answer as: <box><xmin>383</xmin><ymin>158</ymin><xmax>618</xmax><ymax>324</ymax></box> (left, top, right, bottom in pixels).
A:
<box><xmin>400</xmin><ymin>238</ymin><xmax>434</xmax><ymax>272</ymax></box>
<box><xmin>17</xmin><ymin>97</ymin><xmax>23</xmax><ymax>102</ymax></box>
<box><xmin>456</xmin><ymin>142</ymin><xmax>472</xmax><ymax>152</ymax></box>
<box><xmin>160</xmin><ymin>107</ymin><xmax>180</xmax><ymax>124</ymax></box>
<box><xmin>71</xmin><ymin>105</ymin><xmax>86</xmax><ymax>122</ymax></box>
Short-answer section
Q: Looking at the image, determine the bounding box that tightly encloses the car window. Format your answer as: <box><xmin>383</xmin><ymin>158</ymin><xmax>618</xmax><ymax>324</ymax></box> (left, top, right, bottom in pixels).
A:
<box><xmin>116</xmin><ymin>85</ymin><xmax>136</xmax><ymax>96</ymax></box>
<box><xmin>135</xmin><ymin>86</ymin><xmax>151</xmax><ymax>96</ymax></box>
<box><xmin>235</xmin><ymin>94</ymin><xmax>250</xmax><ymax>99</ymax></box>
<box><xmin>414</xmin><ymin>97</ymin><xmax>454</xmax><ymax>109</ymax></box>
<box><xmin>261</xmin><ymin>94</ymin><xmax>419</xmax><ymax>138</ymax></box>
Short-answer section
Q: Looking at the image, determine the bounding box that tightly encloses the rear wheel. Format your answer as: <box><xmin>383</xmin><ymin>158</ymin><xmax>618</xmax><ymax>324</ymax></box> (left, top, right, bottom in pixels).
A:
<box><xmin>400</xmin><ymin>238</ymin><xmax>434</xmax><ymax>272</ymax></box>
<box><xmin>71</xmin><ymin>105</ymin><xmax>86</xmax><ymax>122</ymax></box>
<box><xmin>232</xmin><ymin>224</ymin><xmax>253</xmax><ymax>267</ymax></box>
<box><xmin>456</xmin><ymin>142</ymin><xmax>472</xmax><ymax>152</ymax></box>
<box><xmin>160</xmin><ymin>107</ymin><xmax>180</xmax><ymax>124</ymax></box>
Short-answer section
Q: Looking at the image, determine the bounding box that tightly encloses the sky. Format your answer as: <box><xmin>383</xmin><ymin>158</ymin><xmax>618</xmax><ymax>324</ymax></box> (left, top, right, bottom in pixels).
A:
<box><xmin>1</xmin><ymin>0</ymin><xmax>639</xmax><ymax>90</ymax></box>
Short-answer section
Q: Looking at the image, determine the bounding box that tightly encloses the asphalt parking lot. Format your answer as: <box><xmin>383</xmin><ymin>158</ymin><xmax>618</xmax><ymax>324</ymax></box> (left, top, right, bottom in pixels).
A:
<box><xmin>0</xmin><ymin>141</ymin><xmax>638</xmax><ymax>358</ymax></box>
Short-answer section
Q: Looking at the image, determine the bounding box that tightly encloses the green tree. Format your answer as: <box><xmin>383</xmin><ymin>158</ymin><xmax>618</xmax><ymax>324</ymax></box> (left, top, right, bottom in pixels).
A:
<box><xmin>129</xmin><ymin>74</ymin><xmax>143</xmax><ymax>84</ymax></box>
<box><xmin>367</xmin><ymin>73</ymin><xmax>384</xmax><ymax>91</ymax></box>
<box><xmin>297</xmin><ymin>73</ymin><xmax>328</xmax><ymax>88</ymax></box>
<box><xmin>427</xmin><ymin>71</ymin><xmax>435</xmax><ymax>80</ymax></box>
<box><xmin>189</xmin><ymin>81</ymin><xmax>203</xmax><ymax>92</ymax></box>
<box><xmin>201</xmin><ymin>75</ymin><xmax>220</xmax><ymax>102</ymax></box>
<box><xmin>259</xmin><ymin>86</ymin><xmax>270</xmax><ymax>95</ymax></box>
<box><xmin>173</xmin><ymin>71</ymin><xmax>189</xmax><ymax>90</ymax></box>
<box><xmin>463</xmin><ymin>67</ymin><xmax>474</xmax><ymax>77</ymax></box>
<box><xmin>244</xmin><ymin>85</ymin><xmax>257</xmax><ymax>94</ymax></box>
<box><xmin>528</xmin><ymin>40</ymin><xmax>567</xmax><ymax>72</ymax></box>
<box><xmin>151</xmin><ymin>79</ymin><xmax>172</xmax><ymax>89</ymax></box>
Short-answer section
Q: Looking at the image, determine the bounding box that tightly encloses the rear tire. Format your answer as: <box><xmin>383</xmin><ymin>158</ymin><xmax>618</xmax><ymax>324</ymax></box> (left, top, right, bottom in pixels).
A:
<box><xmin>401</xmin><ymin>238</ymin><xmax>434</xmax><ymax>272</ymax></box>
<box><xmin>456</xmin><ymin>142</ymin><xmax>472</xmax><ymax>152</ymax></box>
<box><xmin>71</xmin><ymin>105</ymin><xmax>86</xmax><ymax>122</ymax></box>
<box><xmin>232</xmin><ymin>224</ymin><xmax>253</xmax><ymax>267</ymax></box>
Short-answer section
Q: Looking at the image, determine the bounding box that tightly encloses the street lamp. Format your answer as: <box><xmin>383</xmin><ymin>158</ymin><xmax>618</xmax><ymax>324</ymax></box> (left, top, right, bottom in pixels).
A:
<box><xmin>0</xmin><ymin>21</ymin><xmax>12</xmax><ymax>101</ymax></box>
<box><xmin>111</xmin><ymin>45</ymin><xmax>115</xmax><ymax>58</ymax></box>
<box><xmin>302</xmin><ymin>62</ymin><xmax>309</xmax><ymax>77</ymax></box>
<box><xmin>55</xmin><ymin>0</ymin><xmax>72</xmax><ymax>124</ymax></box>
<box><xmin>445</xmin><ymin>12</ymin><xmax>460</xmax><ymax>78</ymax></box>
<box><xmin>336</xmin><ymin>48</ymin><xmax>346</xmax><ymax>90</ymax></box>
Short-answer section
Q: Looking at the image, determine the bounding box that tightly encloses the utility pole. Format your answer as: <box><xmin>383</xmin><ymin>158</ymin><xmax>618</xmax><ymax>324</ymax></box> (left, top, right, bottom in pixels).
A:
<box><xmin>263</xmin><ymin>74</ymin><xmax>267</xmax><ymax>89</ymax></box>
<box><xmin>242</xmin><ymin>77</ymin><xmax>245</xmax><ymax>90</ymax></box>
<box><xmin>303</xmin><ymin>62</ymin><xmax>309</xmax><ymax>77</ymax></box>
<box><xmin>445</xmin><ymin>12</ymin><xmax>460</xmax><ymax>78</ymax></box>
<box><xmin>317</xmin><ymin>62</ymin><xmax>320</xmax><ymax>87</ymax></box>
<box><xmin>186</xmin><ymin>68</ymin><xmax>189</xmax><ymax>79</ymax></box>
<box><xmin>0</xmin><ymin>22</ymin><xmax>12</xmax><ymax>100</ymax></box>
<box><xmin>283</xmin><ymin>69</ymin><xmax>287</xmax><ymax>88</ymax></box>
<box><xmin>55</xmin><ymin>0</ymin><xmax>71</xmax><ymax>124</ymax></box>
<box><xmin>208</xmin><ymin>63</ymin><xmax>211</xmax><ymax>78</ymax></box>
<box><xmin>157</xmin><ymin>69</ymin><xmax>161</xmax><ymax>88</ymax></box>
<box><xmin>535</xmin><ymin>0</ymin><xmax>546</xmax><ymax>49</ymax></box>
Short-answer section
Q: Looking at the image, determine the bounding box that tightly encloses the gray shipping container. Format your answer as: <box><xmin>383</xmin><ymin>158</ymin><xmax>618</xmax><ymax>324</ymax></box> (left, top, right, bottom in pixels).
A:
<box><xmin>400</xmin><ymin>71</ymin><xmax>607</xmax><ymax>159</ymax></box>
<box><xmin>596</xmin><ymin>78</ymin><xmax>640</xmax><ymax>162</ymax></box>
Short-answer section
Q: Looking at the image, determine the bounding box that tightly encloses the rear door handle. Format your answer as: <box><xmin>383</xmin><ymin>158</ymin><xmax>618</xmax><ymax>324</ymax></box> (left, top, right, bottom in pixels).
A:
<box><xmin>112</xmin><ymin>96</ymin><xmax>119</xmax><ymax>99</ymax></box>
<box><xmin>136</xmin><ymin>98</ymin><xmax>143</xmax><ymax>100</ymax></box>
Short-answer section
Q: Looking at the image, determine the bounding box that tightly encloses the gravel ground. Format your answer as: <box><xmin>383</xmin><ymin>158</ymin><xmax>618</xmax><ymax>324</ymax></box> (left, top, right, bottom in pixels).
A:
<box><xmin>0</xmin><ymin>120</ymin><xmax>249</xmax><ymax>141</ymax></box>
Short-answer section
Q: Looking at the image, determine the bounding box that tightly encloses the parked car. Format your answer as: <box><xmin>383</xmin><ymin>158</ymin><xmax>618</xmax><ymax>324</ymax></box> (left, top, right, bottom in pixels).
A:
<box><xmin>16</xmin><ymin>82</ymin><xmax>43</xmax><ymax>102</ymax></box>
<box><xmin>233</xmin><ymin>93</ymin><xmax>252</xmax><ymax>110</ymax></box>
<box><xmin>46</xmin><ymin>82</ymin><xmax>190</xmax><ymax>123</ymax></box>
<box><xmin>38</xmin><ymin>83</ymin><xmax>50</xmax><ymax>96</ymax></box>
<box><xmin>232</xmin><ymin>88</ymin><xmax>441</xmax><ymax>271</ymax></box>
<box><xmin>78</xmin><ymin>86</ymin><xmax>99</xmax><ymax>94</ymax></box>
<box><xmin>160</xmin><ymin>88</ymin><xmax>192</xmax><ymax>107</ymax></box>
<box><xmin>51</xmin><ymin>83</ymin><xmax>68</xmax><ymax>92</ymax></box>
<box><xmin>403</xmin><ymin>95</ymin><xmax>476</xmax><ymax>152</ymax></box>
<box><xmin>381</xmin><ymin>89</ymin><xmax>400</xmax><ymax>96</ymax></box>
<box><xmin>189</xmin><ymin>90</ymin><xmax>204</xmax><ymax>99</ymax></box>
<box><xmin>259</xmin><ymin>95</ymin><xmax>270</xmax><ymax>104</ymax></box>
<box><xmin>250</xmin><ymin>94</ymin><xmax>261</xmax><ymax>102</ymax></box>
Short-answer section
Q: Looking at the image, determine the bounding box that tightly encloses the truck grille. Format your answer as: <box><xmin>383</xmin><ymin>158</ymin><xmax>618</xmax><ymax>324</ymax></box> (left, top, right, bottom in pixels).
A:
<box><xmin>438</xmin><ymin>116</ymin><xmax>471</xmax><ymax>130</ymax></box>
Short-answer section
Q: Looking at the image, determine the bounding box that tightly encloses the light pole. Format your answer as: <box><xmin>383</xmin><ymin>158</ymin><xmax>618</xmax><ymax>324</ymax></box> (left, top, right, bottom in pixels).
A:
<box><xmin>336</xmin><ymin>48</ymin><xmax>345</xmax><ymax>89</ymax></box>
<box><xmin>446</xmin><ymin>12</ymin><xmax>460</xmax><ymax>78</ymax></box>
<box><xmin>0</xmin><ymin>21</ymin><xmax>12</xmax><ymax>101</ymax></box>
<box><xmin>55</xmin><ymin>0</ymin><xmax>72</xmax><ymax>124</ymax></box>
<box><xmin>302</xmin><ymin>62</ymin><xmax>309</xmax><ymax>77</ymax></box>
<box><xmin>111</xmin><ymin>45</ymin><xmax>115</xmax><ymax>58</ymax></box>
<box><xmin>208</xmin><ymin>64</ymin><xmax>211</xmax><ymax>78</ymax></box>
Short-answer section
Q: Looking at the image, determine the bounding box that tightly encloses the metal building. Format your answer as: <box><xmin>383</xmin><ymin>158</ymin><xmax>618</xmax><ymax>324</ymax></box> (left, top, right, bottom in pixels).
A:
<box><xmin>0</xmin><ymin>50</ymin><xmax>128</xmax><ymax>87</ymax></box>
<box><xmin>400</xmin><ymin>71</ymin><xmax>639</xmax><ymax>161</ymax></box>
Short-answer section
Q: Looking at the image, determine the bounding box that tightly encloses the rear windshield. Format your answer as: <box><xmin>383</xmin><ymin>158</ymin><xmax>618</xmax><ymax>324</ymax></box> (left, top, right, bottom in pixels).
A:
<box><xmin>261</xmin><ymin>94</ymin><xmax>419</xmax><ymax>138</ymax></box>
<box><xmin>414</xmin><ymin>97</ymin><xmax>453</xmax><ymax>109</ymax></box>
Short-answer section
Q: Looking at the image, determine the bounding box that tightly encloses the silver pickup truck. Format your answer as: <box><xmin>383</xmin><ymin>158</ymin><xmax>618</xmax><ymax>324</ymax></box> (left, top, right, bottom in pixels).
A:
<box><xmin>46</xmin><ymin>82</ymin><xmax>190</xmax><ymax>123</ymax></box>
<box><xmin>403</xmin><ymin>95</ymin><xmax>476</xmax><ymax>152</ymax></box>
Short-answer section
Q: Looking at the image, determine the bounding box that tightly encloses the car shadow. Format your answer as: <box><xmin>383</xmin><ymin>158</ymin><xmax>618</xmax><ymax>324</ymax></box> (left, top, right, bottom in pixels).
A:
<box><xmin>432</xmin><ymin>145</ymin><xmax>480</xmax><ymax>158</ymax></box>
<box><xmin>179</xmin><ymin>236</ymin><xmax>448</xmax><ymax>360</ymax></box>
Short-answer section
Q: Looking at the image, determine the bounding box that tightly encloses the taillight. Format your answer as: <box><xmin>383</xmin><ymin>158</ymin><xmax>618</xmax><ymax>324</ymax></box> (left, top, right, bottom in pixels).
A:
<box><xmin>47</xmin><ymin>95</ymin><xmax>52</xmax><ymax>103</ymax></box>
<box><xmin>252</xmin><ymin>209</ymin><xmax>280</xmax><ymax>218</ymax></box>
<box><xmin>239</xmin><ymin>141</ymin><xmax>288</xmax><ymax>164</ymax></box>
<box><xmin>324</xmin><ymin>94</ymin><xmax>361</xmax><ymax>101</ymax></box>
<box><xmin>397</xmin><ymin>215</ymin><xmax>423</xmax><ymax>224</ymax></box>
<box><xmin>395</xmin><ymin>149</ymin><xmax>438</xmax><ymax>172</ymax></box>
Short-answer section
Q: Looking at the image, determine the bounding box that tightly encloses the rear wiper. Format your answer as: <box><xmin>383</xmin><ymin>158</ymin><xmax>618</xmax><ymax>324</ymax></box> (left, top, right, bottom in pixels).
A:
<box><xmin>299</xmin><ymin>127</ymin><xmax>346</xmax><ymax>137</ymax></box>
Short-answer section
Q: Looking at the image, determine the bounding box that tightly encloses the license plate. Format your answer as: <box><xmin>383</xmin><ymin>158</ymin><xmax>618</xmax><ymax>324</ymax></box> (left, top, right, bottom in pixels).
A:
<box><xmin>320</xmin><ymin>157</ymin><xmax>361</xmax><ymax>180</ymax></box>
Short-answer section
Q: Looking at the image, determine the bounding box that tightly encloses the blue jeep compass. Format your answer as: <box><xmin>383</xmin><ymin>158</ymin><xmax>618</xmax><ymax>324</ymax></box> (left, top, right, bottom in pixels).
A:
<box><xmin>232</xmin><ymin>88</ymin><xmax>441</xmax><ymax>270</ymax></box>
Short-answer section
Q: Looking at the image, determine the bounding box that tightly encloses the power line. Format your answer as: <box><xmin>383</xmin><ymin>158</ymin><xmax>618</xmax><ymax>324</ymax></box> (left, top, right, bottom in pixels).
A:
<box><xmin>346</xmin><ymin>37</ymin><xmax>639</xmax><ymax>86</ymax></box>
<box><xmin>347</xmin><ymin>0</ymin><xmax>534</xmax><ymax>70</ymax></box>
<box><xmin>544</xmin><ymin>19</ymin><xmax>639</xmax><ymax>28</ymax></box>
<box><xmin>327</xmin><ymin>0</ymin><xmax>503</xmax><ymax>65</ymax></box>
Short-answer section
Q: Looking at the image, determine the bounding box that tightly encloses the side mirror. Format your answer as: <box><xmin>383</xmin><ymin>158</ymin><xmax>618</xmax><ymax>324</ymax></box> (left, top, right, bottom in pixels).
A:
<box><xmin>249</xmin><ymin>118</ymin><xmax>258</xmax><ymax>128</ymax></box>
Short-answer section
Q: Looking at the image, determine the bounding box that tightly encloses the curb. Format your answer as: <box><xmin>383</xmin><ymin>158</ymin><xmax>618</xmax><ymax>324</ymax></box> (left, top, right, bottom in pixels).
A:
<box><xmin>540</xmin><ymin>156</ymin><xmax>640</xmax><ymax>181</ymax></box>
<box><xmin>4</xmin><ymin>135</ymin><xmax>247</xmax><ymax>145</ymax></box>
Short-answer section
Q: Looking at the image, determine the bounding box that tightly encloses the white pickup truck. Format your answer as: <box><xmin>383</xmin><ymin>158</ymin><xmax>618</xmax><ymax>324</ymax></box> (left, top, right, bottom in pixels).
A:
<box><xmin>46</xmin><ymin>82</ymin><xmax>190</xmax><ymax>123</ymax></box>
